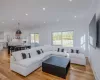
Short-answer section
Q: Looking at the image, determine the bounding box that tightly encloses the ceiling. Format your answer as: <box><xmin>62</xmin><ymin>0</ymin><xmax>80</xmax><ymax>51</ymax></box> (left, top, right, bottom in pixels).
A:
<box><xmin>0</xmin><ymin>0</ymin><xmax>96</xmax><ymax>30</ymax></box>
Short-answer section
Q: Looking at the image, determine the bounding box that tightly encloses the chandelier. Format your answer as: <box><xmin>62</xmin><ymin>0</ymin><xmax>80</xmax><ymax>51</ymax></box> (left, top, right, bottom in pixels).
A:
<box><xmin>16</xmin><ymin>23</ymin><xmax>22</xmax><ymax>34</ymax></box>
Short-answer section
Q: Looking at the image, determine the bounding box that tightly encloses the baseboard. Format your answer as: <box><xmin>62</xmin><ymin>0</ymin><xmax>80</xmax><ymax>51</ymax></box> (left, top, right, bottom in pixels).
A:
<box><xmin>89</xmin><ymin>58</ymin><xmax>100</xmax><ymax>80</ymax></box>
<box><xmin>91</xmin><ymin>65</ymin><xmax>99</xmax><ymax>80</ymax></box>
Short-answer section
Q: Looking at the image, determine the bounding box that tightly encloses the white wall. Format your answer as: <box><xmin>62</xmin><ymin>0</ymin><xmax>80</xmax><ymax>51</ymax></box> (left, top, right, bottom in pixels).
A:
<box><xmin>0</xmin><ymin>32</ymin><xmax>4</xmax><ymax>39</ymax></box>
<box><xmin>89</xmin><ymin>47</ymin><xmax>100</xmax><ymax>80</ymax></box>
<box><xmin>4</xmin><ymin>31</ymin><xmax>14</xmax><ymax>42</ymax></box>
<box><xmin>88</xmin><ymin>0</ymin><xmax>100</xmax><ymax>80</ymax></box>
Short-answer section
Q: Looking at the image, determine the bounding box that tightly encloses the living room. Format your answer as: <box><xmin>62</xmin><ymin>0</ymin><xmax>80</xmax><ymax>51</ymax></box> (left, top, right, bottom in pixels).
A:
<box><xmin>0</xmin><ymin>0</ymin><xmax>99</xmax><ymax>80</ymax></box>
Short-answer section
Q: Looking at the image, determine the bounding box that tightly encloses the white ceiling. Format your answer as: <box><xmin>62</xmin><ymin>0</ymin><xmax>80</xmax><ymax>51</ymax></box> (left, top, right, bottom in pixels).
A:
<box><xmin>0</xmin><ymin>0</ymin><xmax>96</xmax><ymax>30</ymax></box>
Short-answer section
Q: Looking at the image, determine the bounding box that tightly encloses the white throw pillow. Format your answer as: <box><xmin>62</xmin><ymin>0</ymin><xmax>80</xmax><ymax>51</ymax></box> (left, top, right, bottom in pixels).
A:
<box><xmin>52</xmin><ymin>46</ymin><xmax>58</xmax><ymax>51</ymax></box>
<box><xmin>28</xmin><ymin>48</ymin><xmax>38</xmax><ymax>57</ymax></box>
<box><xmin>12</xmin><ymin>51</ymin><xmax>23</xmax><ymax>61</ymax></box>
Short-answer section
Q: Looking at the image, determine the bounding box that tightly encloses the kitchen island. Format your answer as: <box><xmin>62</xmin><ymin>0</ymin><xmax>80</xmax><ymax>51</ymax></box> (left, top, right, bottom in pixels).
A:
<box><xmin>8</xmin><ymin>45</ymin><xmax>31</xmax><ymax>54</ymax></box>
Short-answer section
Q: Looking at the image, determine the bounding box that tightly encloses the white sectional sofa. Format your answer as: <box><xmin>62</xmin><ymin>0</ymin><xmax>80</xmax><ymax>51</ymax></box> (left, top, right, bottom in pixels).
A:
<box><xmin>10</xmin><ymin>45</ymin><xmax>86</xmax><ymax>76</ymax></box>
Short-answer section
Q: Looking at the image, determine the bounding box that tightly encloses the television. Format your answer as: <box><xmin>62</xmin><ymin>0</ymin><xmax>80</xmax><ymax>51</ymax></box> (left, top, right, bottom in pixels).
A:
<box><xmin>89</xmin><ymin>14</ymin><xmax>97</xmax><ymax>48</ymax></box>
<box><xmin>97</xmin><ymin>19</ymin><xmax>100</xmax><ymax>47</ymax></box>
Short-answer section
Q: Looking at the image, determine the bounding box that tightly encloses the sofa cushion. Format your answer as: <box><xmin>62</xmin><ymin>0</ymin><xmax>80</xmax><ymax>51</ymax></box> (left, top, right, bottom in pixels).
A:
<box><xmin>38</xmin><ymin>54</ymin><xmax>47</xmax><ymax>60</ymax></box>
<box><xmin>16</xmin><ymin>57</ymin><xmax>41</xmax><ymax>67</ymax></box>
<box><xmin>51</xmin><ymin>52</ymin><xmax>68</xmax><ymax>57</ymax></box>
<box><xmin>29</xmin><ymin>48</ymin><xmax>38</xmax><ymax>57</ymax></box>
<box><xmin>52</xmin><ymin>46</ymin><xmax>59</xmax><ymax>51</ymax></box>
<box><xmin>44</xmin><ymin>51</ymin><xmax>53</xmax><ymax>55</ymax></box>
<box><xmin>52</xmin><ymin>46</ymin><xmax>66</xmax><ymax>52</ymax></box>
<box><xmin>29</xmin><ymin>48</ymin><xmax>51</xmax><ymax>59</ymax></box>
<box><xmin>36</xmin><ymin>52</ymin><xmax>51</xmax><ymax>60</ymax></box>
<box><xmin>12</xmin><ymin>53</ymin><xmax>22</xmax><ymax>61</ymax></box>
<box><xmin>69</xmin><ymin>53</ymin><xmax>85</xmax><ymax>59</ymax></box>
<box><xmin>42</xmin><ymin>45</ymin><xmax>52</xmax><ymax>52</ymax></box>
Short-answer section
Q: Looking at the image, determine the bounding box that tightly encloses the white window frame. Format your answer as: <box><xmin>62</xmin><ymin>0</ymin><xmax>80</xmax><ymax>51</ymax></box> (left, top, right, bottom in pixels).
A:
<box><xmin>30</xmin><ymin>33</ymin><xmax>39</xmax><ymax>43</ymax></box>
<box><xmin>52</xmin><ymin>31</ymin><xmax>74</xmax><ymax>47</ymax></box>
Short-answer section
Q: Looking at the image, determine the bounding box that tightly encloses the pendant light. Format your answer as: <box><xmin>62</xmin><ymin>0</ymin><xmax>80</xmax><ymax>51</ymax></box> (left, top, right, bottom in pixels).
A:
<box><xmin>16</xmin><ymin>22</ymin><xmax>22</xmax><ymax>34</ymax></box>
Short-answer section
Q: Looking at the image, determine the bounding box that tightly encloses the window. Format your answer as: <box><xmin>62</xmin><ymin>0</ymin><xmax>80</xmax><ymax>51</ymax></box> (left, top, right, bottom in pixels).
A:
<box><xmin>52</xmin><ymin>32</ymin><xmax>61</xmax><ymax>45</ymax></box>
<box><xmin>62</xmin><ymin>31</ymin><xmax>73</xmax><ymax>47</ymax></box>
<box><xmin>81</xmin><ymin>34</ymin><xmax>86</xmax><ymax>50</ymax></box>
<box><xmin>31</xmin><ymin>33</ymin><xmax>39</xmax><ymax>43</ymax></box>
<box><xmin>52</xmin><ymin>31</ymin><xmax>73</xmax><ymax>47</ymax></box>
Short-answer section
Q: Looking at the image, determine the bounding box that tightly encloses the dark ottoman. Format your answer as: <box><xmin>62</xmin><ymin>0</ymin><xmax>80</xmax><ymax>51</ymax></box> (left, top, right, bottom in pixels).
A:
<box><xmin>42</xmin><ymin>56</ymin><xmax>70</xmax><ymax>79</ymax></box>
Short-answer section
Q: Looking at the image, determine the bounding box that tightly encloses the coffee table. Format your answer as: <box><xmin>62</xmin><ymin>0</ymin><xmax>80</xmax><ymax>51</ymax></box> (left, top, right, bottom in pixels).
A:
<box><xmin>42</xmin><ymin>56</ymin><xmax>70</xmax><ymax>79</ymax></box>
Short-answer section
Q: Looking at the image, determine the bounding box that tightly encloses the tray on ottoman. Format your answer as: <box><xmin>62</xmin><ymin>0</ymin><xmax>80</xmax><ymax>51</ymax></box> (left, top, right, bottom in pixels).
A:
<box><xmin>42</xmin><ymin>56</ymin><xmax>70</xmax><ymax>79</ymax></box>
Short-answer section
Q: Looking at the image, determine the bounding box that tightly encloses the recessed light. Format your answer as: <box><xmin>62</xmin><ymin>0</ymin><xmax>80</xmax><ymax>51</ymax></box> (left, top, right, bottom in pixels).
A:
<box><xmin>25</xmin><ymin>13</ymin><xmax>28</xmax><ymax>16</ymax></box>
<box><xmin>44</xmin><ymin>21</ymin><xmax>46</xmax><ymax>23</ymax></box>
<box><xmin>74</xmin><ymin>16</ymin><xmax>76</xmax><ymax>18</ymax></box>
<box><xmin>12</xmin><ymin>19</ymin><xmax>14</xmax><ymax>20</ymax></box>
<box><xmin>43</xmin><ymin>8</ymin><xmax>46</xmax><ymax>11</ymax></box>
<box><xmin>57</xmin><ymin>19</ymin><xmax>60</xmax><ymax>22</ymax></box>
<box><xmin>69</xmin><ymin>0</ymin><xmax>72</xmax><ymax>2</ymax></box>
<box><xmin>2</xmin><ymin>22</ymin><xmax>4</xmax><ymax>23</ymax></box>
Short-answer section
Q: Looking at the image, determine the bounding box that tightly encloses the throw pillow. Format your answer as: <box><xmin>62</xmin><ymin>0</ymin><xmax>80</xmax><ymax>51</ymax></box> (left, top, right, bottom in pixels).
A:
<box><xmin>57</xmin><ymin>48</ymin><xmax>60</xmax><ymax>52</ymax></box>
<box><xmin>76</xmin><ymin>50</ymin><xmax>79</xmax><ymax>54</ymax></box>
<box><xmin>28</xmin><ymin>53</ymin><xmax>31</xmax><ymax>58</ymax></box>
<box><xmin>21</xmin><ymin>53</ymin><xmax>27</xmax><ymax>59</ymax></box>
<box><xmin>36</xmin><ymin>50</ymin><xmax>41</xmax><ymax>54</ymax></box>
<box><xmin>71</xmin><ymin>49</ymin><xmax>74</xmax><ymax>53</ymax></box>
<box><xmin>41</xmin><ymin>49</ymin><xmax>44</xmax><ymax>53</ymax></box>
<box><xmin>61</xmin><ymin>49</ymin><xmax>64</xmax><ymax>52</ymax></box>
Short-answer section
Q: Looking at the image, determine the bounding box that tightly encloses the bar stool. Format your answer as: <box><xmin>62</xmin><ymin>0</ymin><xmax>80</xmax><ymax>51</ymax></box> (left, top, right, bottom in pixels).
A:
<box><xmin>10</xmin><ymin>46</ymin><xmax>15</xmax><ymax>52</ymax></box>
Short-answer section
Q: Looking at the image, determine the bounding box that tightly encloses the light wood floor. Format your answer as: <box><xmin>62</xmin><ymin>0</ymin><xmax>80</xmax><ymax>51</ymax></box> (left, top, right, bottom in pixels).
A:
<box><xmin>0</xmin><ymin>49</ymin><xmax>95</xmax><ymax>80</ymax></box>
